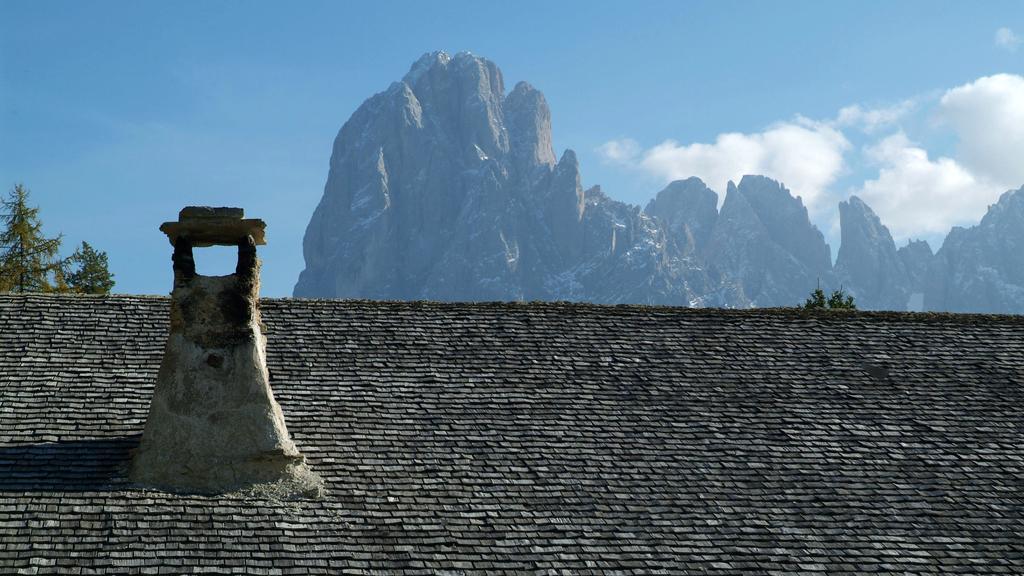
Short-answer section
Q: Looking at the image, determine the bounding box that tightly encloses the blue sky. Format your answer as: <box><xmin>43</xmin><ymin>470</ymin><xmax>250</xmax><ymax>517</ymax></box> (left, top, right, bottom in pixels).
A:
<box><xmin>2</xmin><ymin>1</ymin><xmax>1022</xmax><ymax>296</ymax></box>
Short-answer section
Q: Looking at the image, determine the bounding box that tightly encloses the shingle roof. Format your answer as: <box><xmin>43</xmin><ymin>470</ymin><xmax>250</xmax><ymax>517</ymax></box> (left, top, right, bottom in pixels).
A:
<box><xmin>1</xmin><ymin>293</ymin><xmax>1022</xmax><ymax>574</ymax></box>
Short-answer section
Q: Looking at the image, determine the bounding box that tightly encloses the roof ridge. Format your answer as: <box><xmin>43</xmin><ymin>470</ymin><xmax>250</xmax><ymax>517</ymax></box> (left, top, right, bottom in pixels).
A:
<box><xmin>1</xmin><ymin>293</ymin><xmax>1022</xmax><ymax>324</ymax></box>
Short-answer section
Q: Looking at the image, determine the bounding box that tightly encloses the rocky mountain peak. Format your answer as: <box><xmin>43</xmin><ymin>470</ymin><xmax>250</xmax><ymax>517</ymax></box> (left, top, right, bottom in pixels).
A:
<box><xmin>840</xmin><ymin>195</ymin><xmax>876</xmax><ymax>220</ymax></box>
<box><xmin>402</xmin><ymin>50</ymin><xmax>451</xmax><ymax>83</ymax></box>
<box><xmin>296</xmin><ymin>52</ymin><xmax>695</xmax><ymax>304</ymax></box>
<box><xmin>296</xmin><ymin>53</ymin><xmax>1024</xmax><ymax>313</ymax></box>
<box><xmin>926</xmin><ymin>187</ymin><xmax>1024</xmax><ymax>313</ymax></box>
<box><xmin>980</xmin><ymin>187</ymin><xmax>1024</xmax><ymax>229</ymax></box>
<box><xmin>505</xmin><ymin>81</ymin><xmax>556</xmax><ymax>172</ymax></box>
<box><xmin>733</xmin><ymin>175</ymin><xmax>831</xmax><ymax>272</ymax></box>
<box><xmin>897</xmin><ymin>239</ymin><xmax>933</xmax><ymax>310</ymax></box>
<box><xmin>703</xmin><ymin>176</ymin><xmax>832</xmax><ymax>306</ymax></box>
<box><xmin>644</xmin><ymin>177</ymin><xmax>718</xmax><ymax>254</ymax></box>
<box><xmin>898</xmin><ymin>239</ymin><xmax>933</xmax><ymax>266</ymax></box>
<box><xmin>396</xmin><ymin>51</ymin><xmax>508</xmax><ymax>163</ymax></box>
<box><xmin>834</xmin><ymin>195</ymin><xmax>910</xmax><ymax>310</ymax></box>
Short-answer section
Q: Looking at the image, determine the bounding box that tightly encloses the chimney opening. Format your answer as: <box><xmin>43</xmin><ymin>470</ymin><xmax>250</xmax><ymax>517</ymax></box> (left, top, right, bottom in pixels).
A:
<box><xmin>190</xmin><ymin>244</ymin><xmax>240</xmax><ymax>277</ymax></box>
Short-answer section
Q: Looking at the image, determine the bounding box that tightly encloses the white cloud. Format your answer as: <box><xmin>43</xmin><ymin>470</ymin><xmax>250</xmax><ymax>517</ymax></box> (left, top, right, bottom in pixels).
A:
<box><xmin>938</xmin><ymin>73</ymin><xmax>1024</xmax><ymax>189</ymax></box>
<box><xmin>600</xmin><ymin>72</ymin><xmax>1023</xmax><ymax>243</ymax></box>
<box><xmin>835</xmin><ymin>100</ymin><xmax>915</xmax><ymax>133</ymax></box>
<box><xmin>854</xmin><ymin>132</ymin><xmax>1004</xmax><ymax>240</ymax></box>
<box><xmin>599</xmin><ymin>118</ymin><xmax>849</xmax><ymax>209</ymax></box>
<box><xmin>995</xmin><ymin>27</ymin><xmax>1021</xmax><ymax>51</ymax></box>
<box><xmin>852</xmin><ymin>75</ymin><xmax>1024</xmax><ymax>241</ymax></box>
<box><xmin>597</xmin><ymin>138</ymin><xmax>641</xmax><ymax>164</ymax></box>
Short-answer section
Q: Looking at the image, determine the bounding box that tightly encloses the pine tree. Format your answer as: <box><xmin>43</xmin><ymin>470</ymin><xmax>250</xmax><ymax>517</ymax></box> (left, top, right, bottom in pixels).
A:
<box><xmin>827</xmin><ymin>288</ymin><xmax>857</xmax><ymax>310</ymax></box>
<box><xmin>803</xmin><ymin>286</ymin><xmax>827</xmax><ymax>309</ymax></box>
<box><xmin>803</xmin><ymin>282</ymin><xmax>857</xmax><ymax>310</ymax></box>
<box><xmin>0</xmin><ymin>184</ymin><xmax>63</xmax><ymax>293</ymax></box>
<box><xmin>66</xmin><ymin>241</ymin><xmax>115</xmax><ymax>294</ymax></box>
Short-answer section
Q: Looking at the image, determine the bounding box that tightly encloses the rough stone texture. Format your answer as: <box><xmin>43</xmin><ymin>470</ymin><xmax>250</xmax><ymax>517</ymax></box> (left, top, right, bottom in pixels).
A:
<box><xmin>130</xmin><ymin>227</ymin><xmax>320</xmax><ymax>495</ymax></box>
<box><xmin>159</xmin><ymin>207</ymin><xmax>266</xmax><ymax>248</ymax></box>
<box><xmin>925</xmin><ymin>187</ymin><xmax>1024</xmax><ymax>313</ymax></box>
<box><xmin>179</xmin><ymin>206</ymin><xmax>246</xmax><ymax>219</ymax></box>
<box><xmin>1</xmin><ymin>294</ymin><xmax>1022</xmax><ymax>573</ymax></box>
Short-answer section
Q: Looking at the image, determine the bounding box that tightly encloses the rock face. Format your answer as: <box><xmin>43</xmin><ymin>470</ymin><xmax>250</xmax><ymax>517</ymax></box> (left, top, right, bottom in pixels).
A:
<box><xmin>645</xmin><ymin>177</ymin><xmax>718</xmax><ymax>255</ymax></box>
<box><xmin>834</xmin><ymin>195</ymin><xmax>913</xmax><ymax>310</ymax></box>
<box><xmin>704</xmin><ymin>176</ymin><xmax>832</xmax><ymax>307</ymax></box>
<box><xmin>925</xmin><ymin>187</ymin><xmax>1024</xmax><ymax>313</ymax></box>
<box><xmin>295</xmin><ymin>52</ymin><xmax>704</xmax><ymax>305</ymax></box>
<box><xmin>133</xmin><ymin>208</ymin><xmax>322</xmax><ymax>496</ymax></box>
<box><xmin>898</xmin><ymin>239</ymin><xmax>934</xmax><ymax>310</ymax></box>
<box><xmin>296</xmin><ymin>51</ymin><xmax>1024</xmax><ymax>313</ymax></box>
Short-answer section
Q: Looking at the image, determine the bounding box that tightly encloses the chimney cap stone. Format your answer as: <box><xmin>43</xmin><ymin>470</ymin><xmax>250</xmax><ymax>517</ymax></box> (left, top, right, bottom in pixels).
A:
<box><xmin>179</xmin><ymin>206</ymin><xmax>245</xmax><ymax>220</ymax></box>
<box><xmin>160</xmin><ymin>206</ymin><xmax>266</xmax><ymax>247</ymax></box>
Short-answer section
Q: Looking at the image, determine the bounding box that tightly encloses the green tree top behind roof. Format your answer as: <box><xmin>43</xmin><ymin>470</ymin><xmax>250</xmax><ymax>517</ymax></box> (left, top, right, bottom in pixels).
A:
<box><xmin>0</xmin><ymin>183</ymin><xmax>63</xmax><ymax>293</ymax></box>
<box><xmin>66</xmin><ymin>241</ymin><xmax>116</xmax><ymax>295</ymax></box>
<box><xmin>0</xmin><ymin>184</ymin><xmax>115</xmax><ymax>295</ymax></box>
<box><xmin>803</xmin><ymin>283</ymin><xmax>857</xmax><ymax>310</ymax></box>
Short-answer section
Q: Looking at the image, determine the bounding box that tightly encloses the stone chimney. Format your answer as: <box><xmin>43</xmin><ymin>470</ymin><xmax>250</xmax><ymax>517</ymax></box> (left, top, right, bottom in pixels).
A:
<box><xmin>130</xmin><ymin>207</ymin><xmax>322</xmax><ymax>496</ymax></box>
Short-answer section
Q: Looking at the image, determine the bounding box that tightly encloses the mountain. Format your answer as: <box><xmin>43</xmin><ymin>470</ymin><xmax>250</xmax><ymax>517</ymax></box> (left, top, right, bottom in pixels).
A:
<box><xmin>703</xmin><ymin>176</ymin><xmax>832</xmax><ymax>307</ymax></box>
<box><xmin>296</xmin><ymin>51</ymin><xmax>1024</xmax><ymax>314</ymax></box>
<box><xmin>834</xmin><ymin>195</ymin><xmax>914</xmax><ymax>310</ymax></box>
<box><xmin>644</xmin><ymin>177</ymin><xmax>718</xmax><ymax>256</ymax></box>
<box><xmin>925</xmin><ymin>187</ymin><xmax>1024</xmax><ymax>314</ymax></box>
<box><xmin>898</xmin><ymin>240</ymin><xmax>933</xmax><ymax>310</ymax></box>
<box><xmin>295</xmin><ymin>52</ymin><xmax>703</xmax><ymax>304</ymax></box>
